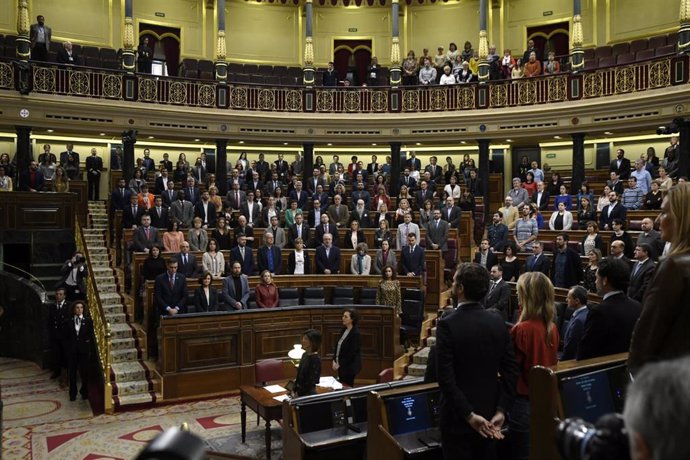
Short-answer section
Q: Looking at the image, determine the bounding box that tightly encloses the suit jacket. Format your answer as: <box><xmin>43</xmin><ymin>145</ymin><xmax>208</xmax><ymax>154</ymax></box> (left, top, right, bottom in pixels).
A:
<box><xmin>327</xmin><ymin>204</ymin><xmax>350</xmax><ymax>228</ymax></box>
<box><xmin>175</xmin><ymin>253</ymin><xmax>199</xmax><ymax>278</ymax></box>
<box><xmin>341</xmin><ymin>230</ymin><xmax>366</xmax><ymax>250</ymax></box>
<box><xmin>426</xmin><ymin>219</ymin><xmax>449</xmax><ymax>251</ymax></box>
<box><xmin>184</xmin><ymin>186</ymin><xmax>201</xmax><ymax>205</ymax></box>
<box><xmin>154</xmin><ymin>176</ymin><xmax>171</xmax><ymax>195</ymax></box>
<box><xmin>425</xmin><ymin>164</ymin><xmax>443</xmax><ymax>182</ymax></box>
<box><xmin>287</xmin><ymin>250</ymin><xmax>312</xmax><ymax>274</ymax></box>
<box><xmin>287</xmin><ymin>222</ymin><xmax>310</xmax><ymax>248</ymax></box>
<box><xmin>312</xmin><ymin>192</ymin><xmax>330</xmax><ymax>212</ymax></box>
<box><xmin>531</xmin><ymin>190</ymin><xmax>551</xmax><ymax>211</ymax></box>
<box><xmin>305</xmin><ymin>177</ymin><xmax>325</xmax><ymax>194</ymax></box>
<box><xmin>314</xmin><ymin>223</ymin><xmax>339</xmax><ymax>247</ymax></box>
<box><xmin>551</xmin><ymin>248</ymin><xmax>583</xmax><ymax>288</ymax></box>
<box><xmin>561</xmin><ymin>306</ymin><xmax>589</xmax><ymax>361</ymax></box>
<box><xmin>170</xmin><ymin>200</ymin><xmax>195</xmax><ymax>228</ymax></box>
<box><xmin>193</xmin><ymin>286</ymin><xmax>219</xmax><ymax>312</ymax></box>
<box><xmin>149</xmin><ymin>207</ymin><xmax>169</xmax><ymax>229</ymax></box>
<box><xmin>110</xmin><ymin>187</ymin><xmax>132</xmax><ymax>211</ymax></box>
<box><xmin>396</xmin><ymin>222</ymin><xmax>420</xmax><ymax>250</ymax></box>
<box><xmin>599</xmin><ymin>202</ymin><xmax>627</xmax><ymax>230</ymax></box>
<box><xmin>627</xmin><ymin>259</ymin><xmax>656</xmax><ymax>302</ymax></box>
<box><xmin>473</xmin><ymin>251</ymin><xmax>499</xmax><ymax>271</ymax></box>
<box><xmin>609</xmin><ymin>157</ymin><xmax>632</xmax><ymax>179</ymax></box>
<box><xmin>19</xmin><ymin>169</ymin><xmax>45</xmax><ymax>191</ymax></box>
<box><xmin>576</xmin><ymin>293</ymin><xmax>642</xmax><ymax>360</ymax></box>
<box><xmin>56</xmin><ymin>48</ymin><xmax>80</xmax><ymax>65</ymax></box>
<box><xmin>525</xmin><ymin>253</ymin><xmax>551</xmax><ymax>276</ymax></box>
<box><xmin>133</xmin><ymin>226</ymin><xmax>162</xmax><ymax>252</ymax></box>
<box><xmin>484</xmin><ymin>279</ymin><xmax>511</xmax><ymax>319</ymax></box>
<box><xmin>161</xmin><ymin>188</ymin><xmax>178</xmax><ymax>208</ymax></box>
<box><xmin>64</xmin><ymin>316</ymin><xmax>93</xmax><ymax>356</ymax></box>
<box><xmin>350</xmin><ymin>190</ymin><xmax>371</xmax><ymax>210</ymax></box>
<box><xmin>220</xmin><ymin>275</ymin><xmax>250</xmax><ymax>309</ymax></box>
<box><xmin>48</xmin><ymin>300</ymin><xmax>71</xmax><ymax>340</ymax></box>
<box><xmin>30</xmin><ymin>23</ymin><xmax>52</xmax><ymax>49</ymax></box>
<box><xmin>400</xmin><ymin>245</ymin><xmax>425</xmax><ymax>275</ymax></box>
<box><xmin>265</xmin><ymin>226</ymin><xmax>287</xmax><ymax>249</ymax></box>
<box><xmin>257</xmin><ymin>245</ymin><xmax>282</xmax><ymax>274</ymax></box>
<box><xmin>194</xmin><ymin>201</ymin><xmax>217</xmax><ymax>228</ymax></box>
<box><xmin>367</xmin><ymin>162</ymin><xmax>379</xmax><ymax>175</ymax></box>
<box><xmin>154</xmin><ymin>272</ymin><xmax>188</xmax><ymax>316</ymax></box>
<box><xmin>229</xmin><ymin>245</ymin><xmax>254</xmax><ymax>276</ymax></box>
<box><xmin>225</xmin><ymin>189</ymin><xmax>247</xmax><ymax>210</ymax></box>
<box><xmin>246</xmin><ymin>180</ymin><xmax>264</xmax><ymax>194</ymax></box>
<box><xmin>414</xmin><ymin>189</ymin><xmax>434</xmax><ymax>208</ymax></box>
<box><xmin>333</xmin><ymin>326</ymin><xmax>362</xmax><ymax>378</ymax></box>
<box><xmin>289</xmin><ymin>189</ymin><xmax>309</xmax><ymax>209</ymax></box>
<box><xmin>406</xmin><ymin>158</ymin><xmax>422</xmax><ymax>171</ymax></box>
<box><xmin>315</xmin><ymin>245</ymin><xmax>341</xmax><ymax>274</ymax></box>
<box><xmin>373</xmin><ymin>249</ymin><xmax>398</xmax><ymax>274</ymax></box>
<box><xmin>240</xmin><ymin>202</ymin><xmax>262</xmax><ymax>226</ymax></box>
<box><xmin>349</xmin><ymin>209</ymin><xmax>371</xmax><ymax>228</ymax></box>
<box><xmin>350</xmin><ymin>254</ymin><xmax>372</xmax><ymax>274</ymax></box>
<box><xmin>399</xmin><ymin>175</ymin><xmax>417</xmax><ymax>190</ymax></box>
<box><xmin>441</xmin><ymin>205</ymin><xmax>462</xmax><ymax>228</ymax></box>
<box><xmin>122</xmin><ymin>205</ymin><xmax>145</xmax><ymax>228</ymax></box>
<box><xmin>436</xmin><ymin>302</ymin><xmax>518</xmax><ymax>430</ymax></box>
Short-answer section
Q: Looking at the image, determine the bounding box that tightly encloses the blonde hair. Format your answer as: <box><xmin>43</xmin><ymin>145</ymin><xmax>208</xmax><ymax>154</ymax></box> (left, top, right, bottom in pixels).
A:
<box><xmin>667</xmin><ymin>183</ymin><xmax>690</xmax><ymax>256</ymax></box>
<box><xmin>516</xmin><ymin>272</ymin><xmax>556</xmax><ymax>346</ymax></box>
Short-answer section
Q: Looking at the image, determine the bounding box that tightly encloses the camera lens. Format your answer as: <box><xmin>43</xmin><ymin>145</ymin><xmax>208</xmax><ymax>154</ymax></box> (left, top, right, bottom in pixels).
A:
<box><xmin>556</xmin><ymin>418</ymin><xmax>596</xmax><ymax>460</ymax></box>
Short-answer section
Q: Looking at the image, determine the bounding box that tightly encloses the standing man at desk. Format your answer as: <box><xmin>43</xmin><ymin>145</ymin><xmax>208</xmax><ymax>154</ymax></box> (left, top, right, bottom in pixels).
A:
<box><xmin>436</xmin><ymin>263</ymin><xmax>519</xmax><ymax>459</ymax></box>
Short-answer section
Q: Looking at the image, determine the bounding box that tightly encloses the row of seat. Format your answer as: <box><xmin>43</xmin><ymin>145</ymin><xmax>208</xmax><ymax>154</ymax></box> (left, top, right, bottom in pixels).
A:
<box><xmin>583</xmin><ymin>32</ymin><xmax>677</xmax><ymax>70</ymax></box>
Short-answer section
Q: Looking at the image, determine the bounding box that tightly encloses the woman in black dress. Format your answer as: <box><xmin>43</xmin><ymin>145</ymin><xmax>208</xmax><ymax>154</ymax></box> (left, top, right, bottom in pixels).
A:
<box><xmin>294</xmin><ymin>329</ymin><xmax>322</xmax><ymax>397</ymax></box>
<box><xmin>193</xmin><ymin>272</ymin><xmax>219</xmax><ymax>312</ymax></box>
<box><xmin>141</xmin><ymin>245</ymin><xmax>166</xmax><ymax>295</ymax></box>
<box><xmin>501</xmin><ymin>242</ymin><xmax>521</xmax><ymax>282</ymax></box>
<box><xmin>137</xmin><ymin>37</ymin><xmax>153</xmax><ymax>73</ymax></box>
<box><xmin>332</xmin><ymin>309</ymin><xmax>361</xmax><ymax>387</ymax></box>
<box><xmin>212</xmin><ymin>216</ymin><xmax>232</xmax><ymax>251</ymax></box>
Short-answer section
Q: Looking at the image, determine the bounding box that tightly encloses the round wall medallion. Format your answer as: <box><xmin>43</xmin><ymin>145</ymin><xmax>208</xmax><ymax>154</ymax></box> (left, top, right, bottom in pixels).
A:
<box><xmin>220</xmin><ymin>124</ymin><xmax>228</xmax><ymax>132</ymax></box>
<box><xmin>572</xmin><ymin>117</ymin><xmax>580</xmax><ymax>125</ymax></box>
<box><xmin>19</xmin><ymin>108</ymin><xmax>30</xmax><ymax>118</ymax></box>
<box><xmin>675</xmin><ymin>104</ymin><xmax>685</xmax><ymax>113</ymax></box>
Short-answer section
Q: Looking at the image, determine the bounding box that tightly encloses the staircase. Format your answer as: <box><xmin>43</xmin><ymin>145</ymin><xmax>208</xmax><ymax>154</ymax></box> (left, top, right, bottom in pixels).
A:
<box><xmin>404</xmin><ymin>320</ymin><xmax>438</xmax><ymax>379</ymax></box>
<box><xmin>85</xmin><ymin>201</ymin><xmax>161</xmax><ymax>410</ymax></box>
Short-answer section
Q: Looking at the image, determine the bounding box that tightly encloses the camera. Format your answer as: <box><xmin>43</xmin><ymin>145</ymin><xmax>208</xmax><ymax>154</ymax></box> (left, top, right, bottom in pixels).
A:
<box><xmin>556</xmin><ymin>413</ymin><xmax>630</xmax><ymax>460</ymax></box>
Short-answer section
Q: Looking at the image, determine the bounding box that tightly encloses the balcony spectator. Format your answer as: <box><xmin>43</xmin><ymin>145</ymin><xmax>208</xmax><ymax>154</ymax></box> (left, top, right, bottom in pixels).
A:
<box><xmin>137</xmin><ymin>37</ymin><xmax>153</xmax><ymax>73</ymax></box>
<box><xmin>402</xmin><ymin>50</ymin><xmax>418</xmax><ymax>86</ymax></box>
<box><xmin>419</xmin><ymin>57</ymin><xmax>437</xmax><ymax>85</ymax></box>
<box><xmin>543</xmin><ymin>51</ymin><xmax>560</xmax><ymax>74</ymax></box>
<box><xmin>501</xmin><ymin>48</ymin><xmax>516</xmax><ymax>79</ymax></box>
<box><xmin>367</xmin><ymin>56</ymin><xmax>381</xmax><ymax>86</ymax></box>
<box><xmin>469</xmin><ymin>50</ymin><xmax>479</xmax><ymax>75</ymax></box>
<box><xmin>456</xmin><ymin>61</ymin><xmax>473</xmax><ymax>83</ymax></box>
<box><xmin>56</xmin><ymin>41</ymin><xmax>79</xmax><ymax>65</ymax></box>
<box><xmin>524</xmin><ymin>51</ymin><xmax>542</xmax><ymax>77</ymax></box>
<box><xmin>30</xmin><ymin>15</ymin><xmax>51</xmax><ymax>61</ymax></box>
<box><xmin>0</xmin><ymin>165</ymin><xmax>13</xmax><ymax>191</ymax></box>
<box><xmin>522</xmin><ymin>39</ymin><xmax>540</xmax><ymax>63</ymax></box>
<box><xmin>439</xmin><ymin>65</ymin><xmax>455</xmax><ymax>85</ymax></box>
<box><xmin>446</xmin><ymin>42</ymin><xmax>459</xmax><ymax>64</ymax></box>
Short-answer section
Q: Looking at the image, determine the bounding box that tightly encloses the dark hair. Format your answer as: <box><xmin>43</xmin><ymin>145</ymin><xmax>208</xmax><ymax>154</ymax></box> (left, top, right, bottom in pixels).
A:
<box><xmin>71</xmin><ymin>301</ymin><xmax>87</xmax><ymax>315</ymax></box>
<box><xmin>637</xmin><ymin>243</ymin><xmax>653</xmax><ymax>257</ymax></box>
<box><xmin>611</xmin><ymin>218</ymin><xmax>624</xmax><ymax>227</ymax></box>
<box><xmin>167</xmin><ymin>256</ymin><xmax>178</xmax><ymax>266</ymax></box>
<box><xmin>453</xmin><ymin>263</ymin><xmax>490</xmax><ymax>301</ymax></box>
<box><xmin>381</xmin><ymin>263</ymin><xmax>397</xmax><ymax>279</ymax></box>
<box><xmin>344</xmin><ymin>308</ymin><xmax>360</xmax><ymax>326</ymax></box>
<box><xmin>558</xmin><ymin>232</ymin><xmax>570</xmax><ymax>241</ymax></box>
<box><xmin>198</xmin><ymin>271</ymin><xmax>212</xmax><ymax>284</ymax></box>
<box><xmin>303</xmin><ymin>329</ymin><xmax>322</xmax><ymax>351</ymax></box>
<box><xmin>597</xmin><ymin>257</ymin><xmax>631</xmax><ymax>291</ymax></box>
<box><xmin>569</xmin><ymin>285</ymin><xmax>588</xmax><ymax>305</ymax></box>
<box><xmin>148</xmin><ymin>244</ymin><xmax>161</xmax><ymax>258</ymax></box>
<box><xmin>504</xmin><ymin>242</ymin><xmax>517</xmax><ymax>255</ymax></box>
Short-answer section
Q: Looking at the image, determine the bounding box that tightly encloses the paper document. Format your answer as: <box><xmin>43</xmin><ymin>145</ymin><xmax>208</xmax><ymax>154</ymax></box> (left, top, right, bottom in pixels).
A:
<box><xmin>263</xmin><ymin>384</ymin><xmax>287</xmax><ymax>394</ymax></box>
<box><xmin>317</xmin><ymin>376</ymin><xmax>343</xmax><ymax>390</ymax></box>
<box><xmin>273</xmin><ymin>394</ymin><xmax>290</xmax><ymax>402</ymax></box>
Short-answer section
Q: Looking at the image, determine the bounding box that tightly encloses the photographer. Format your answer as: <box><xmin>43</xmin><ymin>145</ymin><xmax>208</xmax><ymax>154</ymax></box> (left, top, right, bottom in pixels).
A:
<box><xmin>57</xmin><ymin>251</ymin><xmax>87</xmax><ymax>301</ymax></box>
<box><xmin>623</xmin><ymin>355</ymin><xmax>690</xmax><ymax>460</ymax></box>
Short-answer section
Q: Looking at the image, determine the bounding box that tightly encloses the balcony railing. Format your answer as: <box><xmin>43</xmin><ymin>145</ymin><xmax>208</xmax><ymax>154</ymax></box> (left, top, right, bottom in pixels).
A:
<box><xmin>0</xmin><ymin>54</ymin><xmax>686</xmax><ymax>113</ymax></box>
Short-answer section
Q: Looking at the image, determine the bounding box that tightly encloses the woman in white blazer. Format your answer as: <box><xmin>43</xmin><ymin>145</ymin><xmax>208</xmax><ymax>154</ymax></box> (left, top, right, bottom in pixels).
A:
<box><xmin>549</xmin><ymin>202</ymin><xmax>573</xmax><ymax>231</ymax></box>
<box><xmin>350</xmin><ymin>243</ymin><xmax>372</xmax><ymax>275</ymax></box>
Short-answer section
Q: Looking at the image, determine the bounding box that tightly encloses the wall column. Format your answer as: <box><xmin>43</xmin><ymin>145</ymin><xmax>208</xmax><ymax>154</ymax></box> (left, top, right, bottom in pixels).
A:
<box><xmin>303</xmin><ymin>143</ymin><xmax>314</xmax><ymax>180</ymax></box>
<box><xmin>121</xmin><ymin>0</ymin><xmax>136</xmax><ymax>73</ymax></box>
<box><xmin>571</xmin><ymin>0</ymin><xmax>585</xmax><ymax>72</ymax></box>
<box><xmin>215</xmin><ymin>139</ymin><xmax>228</xmax><ymax>196</ymax></box>
<box><xmin>215</xmin><ymin>0</ymin><xmax>228</xmax><ymax>81</ymax></box>
<box><xmin>390</xmin><ymin>142</ymin><xmax>401</xmax><ymax>196</ymax></box>
<box><xmin>15</xmin><ymin>125</ymin><xmax>31</xmax><ymax>187</ymax></box>
<box><xmin>478</xmin><ymin>139</ymin><xmax>491</xmax><ymax>220</ymax></box>
<box><xmin>680</xmin><ymin>0</ymin><xmax>690</xmax><ymax>54</ymax></box>
<box><xmin>477</xmin><ymin>0</ymin><xmax>489</xmax><ymax>83</ymax></box>
<box><xmin>121</xmin><ymin>130</ymin><xmax>136</xmax><ymax>181</ymax></box>
<box><xmin>16</xmin><ymin>0</ymin><xmax>30</xmax><ymax>60</ymax></box>
<box><xmin>389</xmin><ymin>0</ymin><xmax>401</xmax><ymax>86</ymax></box>
<box><xmin>303</xmin><ymin>0</ymin><xmax>315</xmax><ymax>86</ymax></box>
<box><xmin>678</xmin><ymin>119</ymin><xmax>690</xmax><ymax>179</ymax></box>
<box><xmin>571</xmin><ymin>133</ymin><xmax>586</xmax><ymax>193</ymax></box>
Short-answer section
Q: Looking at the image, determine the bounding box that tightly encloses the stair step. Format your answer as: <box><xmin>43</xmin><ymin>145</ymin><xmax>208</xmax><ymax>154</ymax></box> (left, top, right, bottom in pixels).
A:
<box><xmin>426</xmin><ymin>336</ymin><xmax>436</xmax><ymax>347</ymax></box>
<box><xmin>412</xmin><ymin>347</ymin><xmax>430</xmax><ymax>365</ymax></box>
<box><xmin>407</xmin><ymin>363</ymin><xmax>427</xmax><ymax>377</ymax></box>
<box><xmin>115</xmin><ymin>392</ymin><xmax>159</xmax><ymax>407</ymax></box>
<box><xmin>111</xmin><ymin>337</ymin><xmax>136</xmax><ymax>351</ymax></box>
<box><xmin>112</xmin><ymin>362</ymin><xmax>148</xmax><ymax>383</ymax></box>
<box><xmin>113</xmin><ymin>378</ymin><xmax>152</xmax><ymax>396</ymax></box>
<box><xmin>111</xmin><ymin>348</ymin><xmax>140</xmax><ymax>362</ymax></box>
<box><xmin>105</xmin><ymin>312</ymin><xmax>127</xmax><ymax>324</ymax></box>
<box><xmin>110</xmin><ymin>323</ymin><xmax>135</xmax><ymax>340</ymax></box>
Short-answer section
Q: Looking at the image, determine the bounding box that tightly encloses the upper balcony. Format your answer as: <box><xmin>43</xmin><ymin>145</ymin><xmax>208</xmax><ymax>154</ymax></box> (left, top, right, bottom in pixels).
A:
<box><xmin>0</xmin><ymin>52</ymin><xmax>689</xmax><ymax>144</ymax></box>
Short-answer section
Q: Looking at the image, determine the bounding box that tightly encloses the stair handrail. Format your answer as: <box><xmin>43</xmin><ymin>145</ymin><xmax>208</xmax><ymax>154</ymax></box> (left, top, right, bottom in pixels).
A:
<box><xmin>75</xmin><ymin>220</ymin><xmax>113</xmax><ymax>413</ymax></box>
<box><xmin>0</xmin><ymin>262</ymin><xmax>47</xmax><ymax>300</ymax></box>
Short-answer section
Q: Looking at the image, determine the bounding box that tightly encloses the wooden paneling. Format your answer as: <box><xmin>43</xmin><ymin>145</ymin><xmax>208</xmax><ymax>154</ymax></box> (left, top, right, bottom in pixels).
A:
<box><xmin>0</xmin><ymin>192</ymin><xmax>77</xmax><ymax>230</ymax></box>
<box><xmin>158</xmin><ymin>305</ymin><xmax>399</xmax><ymax>400</ymax></box>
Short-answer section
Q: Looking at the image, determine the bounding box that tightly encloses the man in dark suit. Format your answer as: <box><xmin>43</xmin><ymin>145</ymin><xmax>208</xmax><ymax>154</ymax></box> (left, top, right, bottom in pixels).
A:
<box><xmin>229</xmin><ymin>233</ymin><xmax>254</xmax><ymax>275</ymax></box>
<box><xmin>350</xmin><ymin>182</ymin><xmax>371</xmax><ymax>210</ymax></box>
<box><xmin>436</xmin><ymin>263</ymin><xmax>518</xmax><ymax>459</ymax></box>
<box><xmin>400</xmin><ymin>233</ymin><xmax>425</xmax><ymax>276</ymax></box>
<box><xmin>19</xmin><ymin>161</ymin><xmax>45</xmax><ymax>192</ymax></box>
<box><xmin>323</xmin><ymin>62</ymin><xmax>338</xmax><ymax>86</ymax></box>
<box><xmin>609</xmin><ymin>148</ymin><xmax>632</xmax><ymax>180</ymax></box>
<box><xmin>426</xmin><ymin>209</ymin><xmax>449</xmax><ymax>251</ymax></box>
<box><xmin>485</xmin><ymin>265</ymin><xmax>511</xmax><ymax>319</ymax></box>
<box><xmin>64</xmin><ymin>301</ymin><xmax>93</xmax><ymax>401</ymax></box>
<box><xmin>170</xmin><ymin>192</ymin><xmax>195</xmax><ymax>228</ymax></box>
<box><xmin>133</xmin><ymin>214</ymin><xmax>162</xmax><ymax>253</ymax></box>
<box><xmin>406</xmin><ymin>152</ymin><xmax>421</xmax><ymax>172</ymax></box>
<box><xmin>110</xmin><ymin>178</ymin><xmax>131</xmax><ymax>212</ymax></box>
<box><xmin>315</xmin><ymin>214</ymin><xmax>339</xmax><ymax>247</ymax></box>
<box><xmin>220</xmin><ymin>261</ymin><xmax>250</xmax><ymax>310</ymax></box>
<box><xmin>627</xmin><ymin>244</ymin><xmax>656</xmax><ymax>302</ymax></box>
<box><xmin>30</xmin><ymin>15</ymin><xmax>51</xmax><ymax>61</ymax></box>
<box><xmin>414</xmin><ymin>180</ymin><xmax>434</xmax><ymax>208</ymax></box>
<box><xmin>175</xmin><ymin>242</ymin><xmax>198</xmax><ymax>278</ymax></box>
<box><xmin>315</xmin><ymin>233</ymin><xmax>341</xmax><ymax>274</ymax></box>
<box><xmin>349</xmin><ymin>200</ymin><xmax>371</xmax><ymax>229</ymax></box>
<box><xmin>154</xmin><ymin>258</ymin><xmax>188</xmax><ymax>317</ymax></box>
<box><xmin>183</xmin><ymin>177</ymin><xmax>201</xmax><ymax>205</ymax></box>
<box><xmin>56</xmin><ymin>41</ymin><xmax>80</xmax><ymax>65</ymax></box>
<box><xmin>552</xmin><ymin>233</ymin><xmax>583</xmax><ymax>289</ymax></box>
<box><xmin>149</xmin><ymin>197</ymin><xmax>169</xmax><ymax>229</ymax></box>
<box><xmin>194</xmin><ymin>191</ymin><xmax>217</xmax><ymax>228</ymax></box>
<box><xmin>85</xmin><ymin>148</ymin><xmax>102</xmax><ymax>200</ymax></box>
<box><xmin>123</xmin><ymin>194</ymin><xmax>145</xmax><ymax>229</ymax></box>
<box><xmin>599</xmin><ymin>191</ymin><xmax>627</xmax><ymax>230</ymax></box>
<box><xmin>274</xmin><ymin>153</ymin><xmax>290</xmax><ymax>182</ymax></box>
<box><xmin>424</xmin><ymin>156</ymin><xmax>443</xmax><ymax>182</ymax></box>
<box><xmin>257</xmin><ymin>233</ymin><xmax>282</xmax><ymax>275</ymax></box>
<box><xmin>607</xmin><ymin>171</ymin><xmax>625</xmax><ymax>195</ymax></box>
<box><xmin>305</xmin><ymin>168</ymin><xmax>324</xmax><ymax>195</ymax></box>
<box><xmin>224</xmin><ymin>182</ymin><xmax>247</xmax><ymax>211</ymax></box>
<box><xmin>287</xmin><ymin>212</ymin><xmax>310</xmax><ymax>248</ymax></box>
<box><xmin>561</xmin><ymin>286</ymin><xmax>589</xmax><ymax>361</ymax></box>
<box><xmin>441</xmin><ymin>196</ymin><xmax>462</xmax><ymax>228</ymax></box>
<box><xmin>239</xmin><ymin>192</ymin><xmax>262</xmax><ymax>227</ymax></box>
<box><xmin>366</xmin><ymin>155</ymin><xmax>379</xmax><ymax>176</ymax></box>
<box><xmin>531</xmin><ymin>181</ymin><xmax>550</xmax><ymax>211</ymax></box>
<box><xmin>577</xmin><ymin>258</ymin><xmax>642</xmax><ymax>360</ymax></box>
<box><xmin>636</xmin><ymin>218</ymin><xmax>664</xmax><ymax>261</ymax></box>
<box><xmin>161</xmin><ymin>180</ymin><xmax>177</xmax><ymax>208</ymax></box>
<box><xmin>399</xmin><ymin>168</ymin><xmax>417</xmax><ymax>191</ymax></box>
<box><xmin>159</xmin><ymin>153</ymin><xmax>173</xmax><ymax>173</ymax></box>
<box><xmin>154</xmin><ymin>169</ymin><xmax>172</xmax><ymax>195</ymax></box>
<box><xmin>524</xmin><ymin>241</ymin><xmax>551</xmax><ymax>276</ymax></box>
<box><xmin>245</xmin><ymin>171</ymin><xmax>264</xmax><ymax>194</ymax></box>
<box><xmin>312</xmin><ymin>187</ymin><xmax>330</xmax><ymax>212</ymax></box>
<box><xmin>48</xmin><ymin>288</ymin><xmax>70</xmax><ymax>379</ymax></box>
<box><xmin>289</xmin><ymin>181</ymin><xmax>309</xmax><ymax>209</ymax></box>
<box><xmin>473</xmin><ymin>239</ymin><xmax>498</xmax><ymax>271</ymax></box>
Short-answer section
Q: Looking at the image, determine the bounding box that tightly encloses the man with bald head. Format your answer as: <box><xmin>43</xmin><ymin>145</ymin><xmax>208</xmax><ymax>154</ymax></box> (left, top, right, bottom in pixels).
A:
<box><xmin>610</xmin><ymin>240</ymin><xmax>632</xmax><ymax>267</ymax></box>
<box><xmin>636</xmin><ymin>218</ymin><xmax>663</xmax><ymax>260</ymax></box>
<box><xmin>315</xmin><ymin>233</ymin><xmax>341</xmax><ymax>274</ymax></box>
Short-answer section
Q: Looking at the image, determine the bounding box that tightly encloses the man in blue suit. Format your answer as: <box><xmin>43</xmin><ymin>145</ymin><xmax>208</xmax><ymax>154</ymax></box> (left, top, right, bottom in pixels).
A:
<box><xmin>401</xmin><ymin>233</ymin><xmax>425</xmax><ymax>276</ymax></box>
<box><xmin>560</xmin><ymin>286</ymin><xmax>589</xmax><ymax>360</ymax></box>
<box><xmin>257</xmin><ymin>233</ymin><xmax>282</xmax><ymax>275</ymax></box>
<box><xmin>315</xmin><ymin>233</ymin><xmax>340</xmax><ymax>274</ymax></box>
<box><xmin>524</xmin><ymin>241</ymin><xmax>551</xmax><ymax>276</ymax></box>
<box><xmin>175</xmin><ymin>242</ymin><xmax>198</xmax><ymax>278</ymax></box>
<box><xmin>154</xmin><ymin>258</ymin><xmax>188</xmax><ymax>316</ymax></box>
<box><xmin>110</xmin><ymin>178</ymin><xmax>131</xmax><ymax>212</ymax></box>
<box><xmin>220</xmin><ymin>261</ymin><xmax>250</xmax><ymax>310</ymax></box>
<box><xmin>229</xmin><ymin>233</ymin><xmax>254</xmax><ymax>276</ymax></box>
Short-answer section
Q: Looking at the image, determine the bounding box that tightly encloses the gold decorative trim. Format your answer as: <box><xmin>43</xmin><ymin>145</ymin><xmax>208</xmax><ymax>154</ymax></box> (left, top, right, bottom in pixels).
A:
<box><xmin>231</xmin><ymin>86</ymin><xmax>248</xmax><ymax>109</ymax></box>
<box><xmin>344</xmin><ymin>90</ymin><xmax>361</xmax><ymax>112</ymax></box>
<box><xmin>103</xmin><ymin>74</ymin><xmax>123</xmax><ymax>99</ymax></box>
<box><xmin>123</xmin><ymin>16</ymin><xmax>134</xmax><ymax>51</ymax></box>
<box><xmin>0</xmin><ymin>62</ymin><xmax>14</xmax><ymax>89</ymax></box>
<box><xmin>489</xmin><ymin>83</ymin><xmax>507</xmax><ymax>107</ymax></box>
<box><xmin>390</xmin><ymin>36</ymin><xmax>401</xmax><ymax>67</ymax></box>
<box><xmin>17</xmin><ymin>0</ymin><xmax>29</xmax><ymax>36</ymax></box>
<box><xmin>430</xmin><ymin>88</ymin><xmax>447</xmax><ymax>111</ymax></box>
<box><xmin>458</xmin><ymin>86</ymin><xmax>475</xmax><ymax>109</ymax></box>
<box><xmin>304</xmin><ymin>36</ymin><xmax>314</xmax><ymax>67</ymax></box>
<box><xmin>69</xmin><ymin>71</ymin><xmax>91</xmax><ymax>96</ymax></box>
<box><xmin>138</xmin><ymin>78</ymin><xmax>158</xmax><ymax>102</ymax></box>
<box><xmin>216</xmin><ymin>30</ymin><xmax>227</xmax><ymax>61</ymax></box>
<box><xmin>33</xmin><ymin>67</ymin><xmax>56</xmax><ymax>92</ymax></box>
<box><xmin>371</xmin><ymin>90</ymin><xmax>388</xmax><ymax>112</ymax></box>
<box><xmin>402</xmin><ymin>90</ymin><xmax>419</xmax><ymax>112</ymax></box>
<box><xmin>286</xmin><ymin>89</ymin><xmax>303</xmax><ymax>111</ymax></box>
<box><xmin>316</xmin><ymin>90</ymin><xmax>334</xmax><ymax>112</ymax></box>
<box><xmin>169</xmin><ymin>81</ymin><xmax>188</xmax><ymax>105</ymax></box>
<box><xmin>198</xmin><ymin>84</ymin><xmax>216</xmax><ymax>107</ymax></box>
<box><xmin>649</xmin><ymin>60</ymin><xmax>671</xmax><ymax>88</ymax></box>
<box><xmin>258</xmin><ymin>89</ymin><xmax>276</xmax><ymax>110</ymax></box>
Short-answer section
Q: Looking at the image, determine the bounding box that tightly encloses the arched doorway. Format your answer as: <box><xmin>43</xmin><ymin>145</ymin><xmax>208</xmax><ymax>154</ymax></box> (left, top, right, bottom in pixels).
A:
<box><xmin>526</xmin><ymin>21</ymin><xmax>570</xmax><ymax>58</ymax></box>
<box><xmin>333</xmin><ymin>39</ymin><xmax>372</xmax><ymax>86</ymax></box>
<box><xmin>139</xmin><ymin>24</ymin><xmax>181</xmax><ymax>77</ymax></box>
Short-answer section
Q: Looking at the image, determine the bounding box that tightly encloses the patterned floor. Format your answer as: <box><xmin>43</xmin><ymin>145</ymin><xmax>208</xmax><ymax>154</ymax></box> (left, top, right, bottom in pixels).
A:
<box><xmin>1</xmin><ymin>357</ymin><xmax>275</xmax><ymax>459</ymax></box>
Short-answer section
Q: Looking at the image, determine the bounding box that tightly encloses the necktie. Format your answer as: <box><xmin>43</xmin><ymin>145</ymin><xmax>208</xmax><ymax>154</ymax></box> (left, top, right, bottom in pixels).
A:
<box><xmin>236</xmin><ymin>191</ymin><xmax>239</xmax><ymax>206</ymax></box>
<box><xmin>325</xmin><ymin>224</ymin><xmax>329</xmax><ymax>234</ymax></box>
<box><xmin>121</xmin><ymin>188</ymin><xmax>125</xmax><ymax>197</ymax></box>
<box><xmin>133</xmin><ymin>206</ymin><xmax>137</xmax><ymax>215</ymax></box>
<box><xmin>75</xmin><ymin>317</ymin><xmax>81</xmax><ymax>331</ymax></box>
<box><xmin>145</xmin><ymin>227</ymin><xmax>150</xmax><ymax>239</ymax></box>
<box><xmin>157</xmin><ymin>207</ymin><xmax>161</xmax><ymax>217</ymax></box>
<box><xmin>297</xmin><ymin>226</ymin><xmax>302</xmax><ymax>238</ymax></box>
<box><xmin>169</xmin><ymin>275</ymin><xmax>174</xmax><ymax>287</ymax></box>
<box><xmin>240</xmin><ymin>247</ymin><xmax>245</xmax><ymax>259</ymax></box>
<box><xmin>183</xmin><ymin>255</ymin><xmax>187</xmax><ymax>265</ymax></box>
<box><xmin>489</xmin><ymin>281</ymin><xmax>496</xmax><ymax>293</ymax></box>
<box><xmin>267</xmin><ymin>248</ymin><xmax>274</xmax><ymax>272</ymax></box>
<box><xmin>436</xmin><ymin>220</ymin><xmax>439</xmax><ymax>229</ymax></box>
<box><xmin>633</xmin><ymin>262</ymin><xmax>641</xmax><ymax>277</ymax></box>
